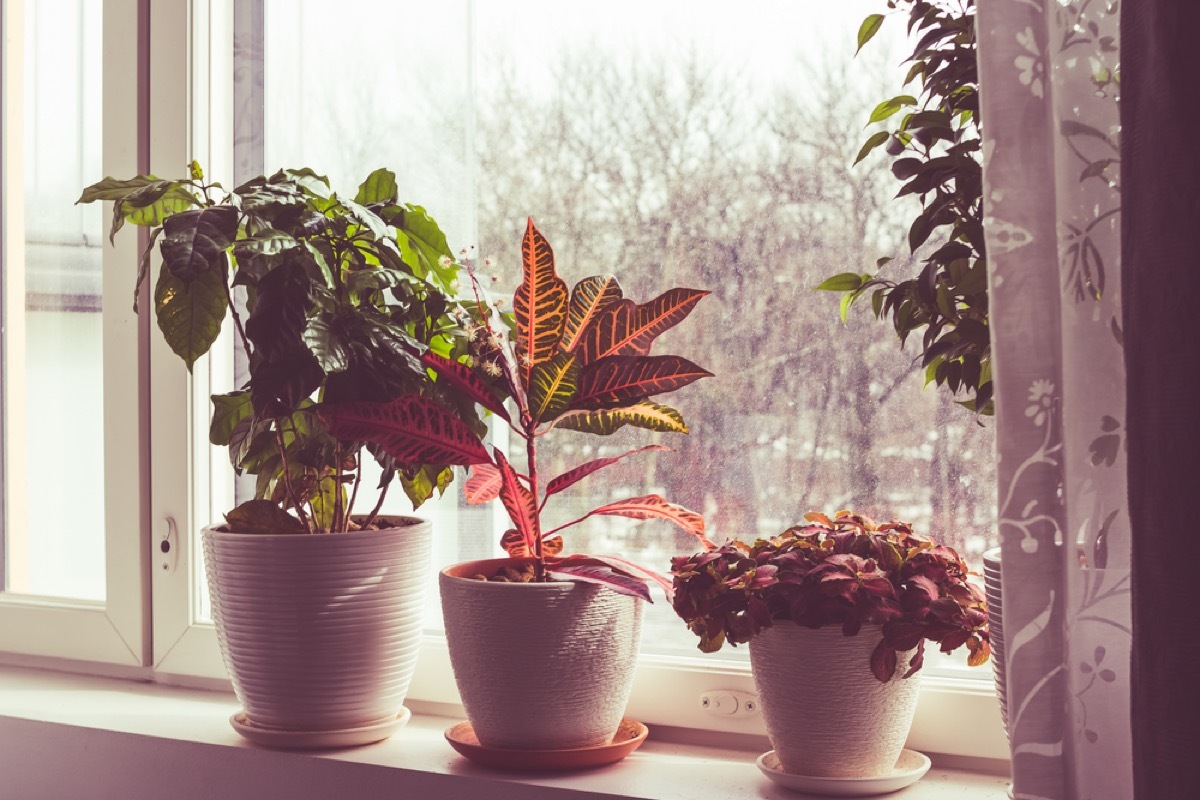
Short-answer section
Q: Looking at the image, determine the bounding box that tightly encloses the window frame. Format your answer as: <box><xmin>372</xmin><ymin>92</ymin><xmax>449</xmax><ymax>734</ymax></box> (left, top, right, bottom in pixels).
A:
<box><xmin>0</xmin><ymin>0</ymin><xmax>148</xmax><ymax>669</ymax></box>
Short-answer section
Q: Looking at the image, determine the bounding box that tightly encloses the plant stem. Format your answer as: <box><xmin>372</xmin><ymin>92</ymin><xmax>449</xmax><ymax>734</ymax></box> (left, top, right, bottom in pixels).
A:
<box><xmin>275</xmin><ymin>426</ymin><xmax>314</xmax><ymax>534</ymax></box>
<box><xmin>361</xmin><ymin>482</ymin><xmax>389</xmax><ymax>530</ymax></box>
<box><xmin>346</xmin><ymin>447</ymin><xmax>364</xmax><ymax>530</ymax></box>
<box><xmin>333</xmin><ymin>443</ymin><xmax>345</xmax><ymax>532</ymax></box>
<box><xmin>526</xmin><ymin>420</ymin><xmax>544</xmax><ymax>580</ymax></box>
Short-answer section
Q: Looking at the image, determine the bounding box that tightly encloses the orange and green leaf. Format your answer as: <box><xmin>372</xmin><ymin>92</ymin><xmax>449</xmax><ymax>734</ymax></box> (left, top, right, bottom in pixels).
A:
<box><xmin>513</xmin><ymin>218</ymin><xmax>568</xmax><ymax>387</ymax></box>
<box><xmin>527</xmin><ymin>351</ymin><xmax>580</xmax><ymax>423</ymax></box>
<box><xmin>552</xmin><ymin>402</ymin><xmax>688</xmax><ymax>435</ymax></box>
<box><xmin>576</xmin><ymin>287</ymin><xmax>709</xmax><ymax>364</ymax></box>
<box><xmin>318</xmin><ymin>395</ymin><xmax>490</xmax><ymax>466</ymax></box>
<box><xmin>572</xmin><ymin>355</ymin><xmax>712</xmax><ymax>409</ymax></box>
<box><xmin>544</xmin><ymin>445</ymin><xmax>668</xmax><ymax>498</ymax></box>
<box><xmin>562</xmin><ymin>275</ymin><xmax>622</xmax><ymax>352</ymax></box>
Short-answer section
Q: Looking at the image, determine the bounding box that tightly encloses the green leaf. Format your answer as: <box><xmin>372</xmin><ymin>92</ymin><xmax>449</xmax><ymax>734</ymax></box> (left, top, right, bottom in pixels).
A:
<box><xmin>133</xmin><ymin>226</ymin><xmax>164</xmax><ymax>311</ymax></box>
<box><xmin>110</xmin><ymin>181</ymin><xmax>198</xmax><ymax>243</ymax></box>
<box><xmin>354</xmin><ymin>168</ymin><xmax>399</xmax><ymax>205</ymax></box>
<box><xmin>854</xmin><ymin>131</ymin><xmax>890</xmax><ymax>165</ymax></box>
<box><xmin>77</xmin><ymin>175</ymin><xmax>162</xmax><ymax>204</ymax></box>
<box><xmin>271</xmin><ymin>167</ymin><xmax>331</xmax><ymax>198</ymax></box>
<box><xmin>395</xmin><ymin>205</ymin><xmax>457</xmax><ymax>287</ymax></box>
<box><xmin>154</xmin><ymin>262</ymin><xmax>229</xmax><ymax>371</ymax></box>
<box><xmin>814</xmin><ymin>272</ymin><xmax>866</xmax><ymax>292</ymax></box>
<box><xmin>856</xmin><ymin>14</ymin><xmax>885</xmax><ymax>55</ymax></box>
<box><xmin>839</xmin><ymin>291</ymin><xmax>857</xmax><ymax>323</ymax></box>
<box><xmin>224</xmin><ymin>499</ymin><xmax>306</xmax><ymax>534</ymax></box>
<box><xmin>342</xmin><ymin>199</ymin><xmax>389</xmax><ymax>241</ymax></box>
<box><xmin>868</xmin><ymin>95</ymin><xmax>917</xmax><ymax>124</ymax></box>
<box><xmin>210</xmin><ymin>391</ymin><xmax>254</xmax><ymax>446</ymax></box>
<box><xmin>309</xmin><ymin>474</ymin><xmax>342</xmax><ymax>531</ymax></box>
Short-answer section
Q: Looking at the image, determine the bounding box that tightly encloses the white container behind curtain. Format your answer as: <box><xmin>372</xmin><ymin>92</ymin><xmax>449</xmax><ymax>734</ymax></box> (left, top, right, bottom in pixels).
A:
<box><xmin>975</xmin><ymin>2</ymin><xmax>1130</xmax><ymax>799</ymax></box>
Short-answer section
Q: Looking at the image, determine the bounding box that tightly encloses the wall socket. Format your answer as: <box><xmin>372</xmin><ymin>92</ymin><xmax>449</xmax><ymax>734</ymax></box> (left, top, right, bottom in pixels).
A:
<box><xmin>699</xmin><ymin>690</ymin><xmax>759</xmax><ymax>718</ymax></box>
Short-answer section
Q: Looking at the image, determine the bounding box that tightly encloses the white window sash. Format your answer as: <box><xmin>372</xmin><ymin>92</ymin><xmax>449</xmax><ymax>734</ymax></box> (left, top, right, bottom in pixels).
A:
<box><xmin>0</xmin><ymin>0</ymin><xmax>147</xmax><ymax>668</ymax></box>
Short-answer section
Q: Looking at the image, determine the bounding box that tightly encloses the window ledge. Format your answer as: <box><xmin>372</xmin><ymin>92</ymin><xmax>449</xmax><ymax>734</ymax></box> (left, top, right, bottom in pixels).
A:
<box><xmin>0</xmin><ymin>665</ymin><xmax>1011</xmax><ymax>800</ymax></box>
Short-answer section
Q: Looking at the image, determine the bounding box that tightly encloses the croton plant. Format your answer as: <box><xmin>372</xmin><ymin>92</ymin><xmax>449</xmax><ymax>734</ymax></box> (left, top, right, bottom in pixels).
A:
<box><xmin>670</xmin><ymin>511</ymin><xmax>990</xmax><ymax>681</ymax></box>
<box><xmin>321</xmin><ymin>219</ymin><xmax>715</xmax><ymax>599</ymax></box>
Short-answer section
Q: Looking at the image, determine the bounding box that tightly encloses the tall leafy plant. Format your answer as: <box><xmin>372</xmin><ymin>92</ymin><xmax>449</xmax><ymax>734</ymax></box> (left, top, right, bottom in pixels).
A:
<box><xmin>321</xmin><ymin>219</ymin><xmax>714</xmax><ymax>598</ymax></box>
<box><xmin>79</xmin><ymin>164</ymin><xmax>483</xmax><ymax>533</ymax></box>
<box><xmin>818</xmin><ymin>0</ymin><xmax>991</xmax><ymax>414</ymax></box>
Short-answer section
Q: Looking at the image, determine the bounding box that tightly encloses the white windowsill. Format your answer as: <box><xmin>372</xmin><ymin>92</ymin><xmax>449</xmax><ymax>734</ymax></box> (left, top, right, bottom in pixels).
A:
<box><xmin>0</xmin><ymin>665</ymin><xmax>1011</xmax><ymax>800</ymax></box>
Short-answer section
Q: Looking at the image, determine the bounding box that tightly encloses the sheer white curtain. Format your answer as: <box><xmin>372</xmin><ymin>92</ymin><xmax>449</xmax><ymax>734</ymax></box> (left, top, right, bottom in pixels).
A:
<box><xmin>976</xmin><ymin>1</ymin><xmax>1130</xmax><ymax>798</ymax></box>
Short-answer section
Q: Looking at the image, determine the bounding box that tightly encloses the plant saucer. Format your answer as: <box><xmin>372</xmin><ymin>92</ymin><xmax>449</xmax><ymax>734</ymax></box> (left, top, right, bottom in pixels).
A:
<box><xmin>230</xmin><ymin>707</ymin><xmax>410</xmax><ymax>749</ymax></box>
<box><xmin>444</xmin><ymin>718</ymin><xmax>648</xmax><ymax>771</ymax></box>
<box><xmin>756</xmin><ymin>748</ymin><xmax>931</xmax><ymax>796</ymax></box>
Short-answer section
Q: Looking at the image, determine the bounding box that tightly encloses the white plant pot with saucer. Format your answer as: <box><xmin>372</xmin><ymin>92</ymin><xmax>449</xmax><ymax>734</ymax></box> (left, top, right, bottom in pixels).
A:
<box><xmin>202</xmin><ymin>515</ymin><xmax>431</xmax><ymax>748</ymax></box>
<box><xmin>749</xmin><ymin>624</ymin><xmax>922</xmax><ymax>778</ymax></box>
<box><xmin>439</xmin><ymin>556</ymin><xmax>644</xmax><ymax>752</ymax></box>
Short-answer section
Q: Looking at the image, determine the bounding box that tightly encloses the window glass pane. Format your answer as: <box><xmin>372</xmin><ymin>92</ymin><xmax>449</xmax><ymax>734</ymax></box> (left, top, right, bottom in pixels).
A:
<box><xmin>257</xmin><ymin>0</ymin><xmax>998</xmax><ymax>661</ymax></box>
<box><xmin>3</xmin><ymin>0</ymin><xmax>105</xmax><ymax>600</ymax></box>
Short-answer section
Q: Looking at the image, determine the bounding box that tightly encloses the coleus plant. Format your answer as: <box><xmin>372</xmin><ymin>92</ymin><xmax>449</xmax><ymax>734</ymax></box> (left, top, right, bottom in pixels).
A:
<box><xmin>78</xmin><ymin>163</ymin><xmax>484</xmax><ymax>533</ymax></box>
<box><xmin>670</xmin><ymin>510</ymin><xmax>990</xmax><ymax>681</ymax></box>
<box><xmin>320</xmin><ymin>219</ymin><xmax>715</xmax><ymax>599</ymax></box>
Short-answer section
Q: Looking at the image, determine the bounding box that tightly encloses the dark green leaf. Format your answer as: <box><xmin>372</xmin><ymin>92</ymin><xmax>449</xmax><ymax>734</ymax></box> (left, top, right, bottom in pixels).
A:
<box><xmin>303</xmin><ymin>313</ymin><xmax>351</xmax><ymax>374</ymax></box>
<box><xmin>160</xmin><ymin>206</ymin><xmax>239</xmax><ymax>283</ymax></box>
<box><xmin>154</xmin><ymin>263</ymin><xmax>229</xmax><ymax>371</ymax></box>
<box><xmin>77</xmin><ymin>175</ymin><xmax>162</xmax><ymax>204</ymax></box>
<box><xmin>210</xmin><ymin>391</ymin><xmax>254</xmax><ymax>446</ymax></box>
<box><xmin>224</xmin><ymin>498</ymin><xmax>306</xmax><ymax>534</ymax></box>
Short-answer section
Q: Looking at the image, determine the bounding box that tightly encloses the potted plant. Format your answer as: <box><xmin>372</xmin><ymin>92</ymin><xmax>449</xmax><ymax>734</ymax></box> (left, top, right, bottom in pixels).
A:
<box><xmin>320</xmin><ymin>218</ymin><xmax>713</xmax><ymax>759</ymax></box>
<box><xmin>78</xmin><ymin>164</ymin><xmax>483</xmax><ymax>747</ymax></box>
<box><xmin>670</xmin><ymin>511</ymin><xmax>989</xmax><ymax>779</ymax></box>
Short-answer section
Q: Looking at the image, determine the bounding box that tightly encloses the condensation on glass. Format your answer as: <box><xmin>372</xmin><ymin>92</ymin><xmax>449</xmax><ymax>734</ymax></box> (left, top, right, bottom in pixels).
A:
<box><xmin>247</xmin><ymin>0</ymin><xmax>998</xmax><ymax>660</ymax></box>
<box><xmin>1</xmin><ymin>0</ymin><xmax>105</xmax><ymax>600</ymax></box>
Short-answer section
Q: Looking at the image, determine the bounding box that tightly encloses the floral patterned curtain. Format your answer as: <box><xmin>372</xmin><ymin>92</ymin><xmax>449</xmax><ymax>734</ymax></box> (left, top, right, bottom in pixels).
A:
<box><xmin>976</xmin><ymin>2</ymin><xmax>1129</xmax><ymax>799</ymax></box>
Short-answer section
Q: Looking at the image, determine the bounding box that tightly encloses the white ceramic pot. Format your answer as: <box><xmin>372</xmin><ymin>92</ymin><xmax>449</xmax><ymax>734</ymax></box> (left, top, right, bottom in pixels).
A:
<box><xmin>749</xmin><ymin>624</ymin><xmax>921</xmax><ymax>778</ymax></box>
<box><xmin>439</xmin><ymin>557</ymin><xmax>644</xmax><ymax>749</ymax></box>
<box><xmin>202</xmin><ymin>517</ymin><xmax>431</xmax><ymax>737</ymax></box>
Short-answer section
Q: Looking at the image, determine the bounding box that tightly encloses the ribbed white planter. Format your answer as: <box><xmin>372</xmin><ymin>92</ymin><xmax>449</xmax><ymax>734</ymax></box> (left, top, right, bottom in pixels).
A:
<box><xmin>440</xmin><ymin>557</ymin><xmax>644</xmax><ymax>750</ymax></box>
<box><xmin>202</xmin><ymin>517</ymin><xmax>431</xmax><ymax>740</ymax></box>
<box><xmin>749</xmin><ymin>624</ymin><xmax>921</xmax><ymax>778</ymax></box>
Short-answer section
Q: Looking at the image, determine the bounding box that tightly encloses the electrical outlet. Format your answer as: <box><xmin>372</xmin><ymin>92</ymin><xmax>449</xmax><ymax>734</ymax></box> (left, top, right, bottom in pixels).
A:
<box><xmin>699</xmin><ymin>690</ymin><xmax>760</xmax><ymax>717</ymax></box>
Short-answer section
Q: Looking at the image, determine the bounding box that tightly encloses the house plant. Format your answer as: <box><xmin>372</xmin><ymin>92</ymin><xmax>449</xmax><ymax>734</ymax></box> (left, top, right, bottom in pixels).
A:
<box><xmin>321</xmin><ymin>218</ymin><xmax>713</xmax><ymax>757</ymax></box>
<box><xmin>78</xmin><ymin>164</ymin><xmax>483</xmax><ymax>746</ymax></box>
<box><xmin>671</xmin><ymin>510</ymin><xmax>989</xmax><ymax>778</ymax></box>
<box><xmin>817</xmin><ymin>0</ymin><xmax>992</xmax><ymax>415</ymax></box>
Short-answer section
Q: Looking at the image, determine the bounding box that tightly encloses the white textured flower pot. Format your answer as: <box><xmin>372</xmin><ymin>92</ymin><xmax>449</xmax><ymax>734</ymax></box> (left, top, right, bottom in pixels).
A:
<box><xmin>202</xmin><ymin>517</ymin><xmax>431</xmax><ymax>740</ymax></box>
<box><xmin>440</xmin><ymin>557</ymin><xmax>644</xmax><ymax>750</ymax></box>
<box><xmin>749</xmin><ymin>624</ymin><xmax>921</xmax><ymax>778</ymax></box>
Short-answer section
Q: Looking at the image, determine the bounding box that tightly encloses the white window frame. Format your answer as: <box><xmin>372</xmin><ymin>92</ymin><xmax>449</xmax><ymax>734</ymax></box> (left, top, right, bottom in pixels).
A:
<box><xmin>0</xmin><ymin>0</ymin><xmax>148</xmax><ymax>669</ymax></box>
<box><xmin>0</xmin><ymin>0</ymin><xmax>1009</xmax><ymax>763</ymax></box>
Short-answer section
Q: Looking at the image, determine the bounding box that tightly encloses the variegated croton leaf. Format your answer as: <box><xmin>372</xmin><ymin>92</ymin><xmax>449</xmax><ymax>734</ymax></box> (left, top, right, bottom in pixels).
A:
<box><xmin>318</xmin><ymin>394</ymin><xmax>491</xmax><ymax>467</ymax></box>
<box><xmin>513</xmin><ymin>218</ymin><xmax>568</xmax><ymax>389</ymax></box>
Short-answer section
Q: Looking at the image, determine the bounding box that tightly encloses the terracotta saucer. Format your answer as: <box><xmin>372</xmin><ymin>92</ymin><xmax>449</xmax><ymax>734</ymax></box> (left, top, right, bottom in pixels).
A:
<box><xmin>230</xmin><ymin>707</ymin><xmax>410</xmax><ymax>749</ymax></box>
<box><xmin>444</xmin><ymin>718</ymin><xmax>648</xmax><ymax>771</ymax></box>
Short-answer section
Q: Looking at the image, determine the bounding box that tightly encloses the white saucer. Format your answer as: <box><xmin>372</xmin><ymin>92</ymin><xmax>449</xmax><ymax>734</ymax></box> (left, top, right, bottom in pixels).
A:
<box><xmin>756</xmin><ymin>749</ymin><xmax>931</xmax><ymax>796</ymax></box>
<box><xmin>230</xmin><ymin>707</ymin><xmax>411</xmax><ymax>749</ymax></box>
